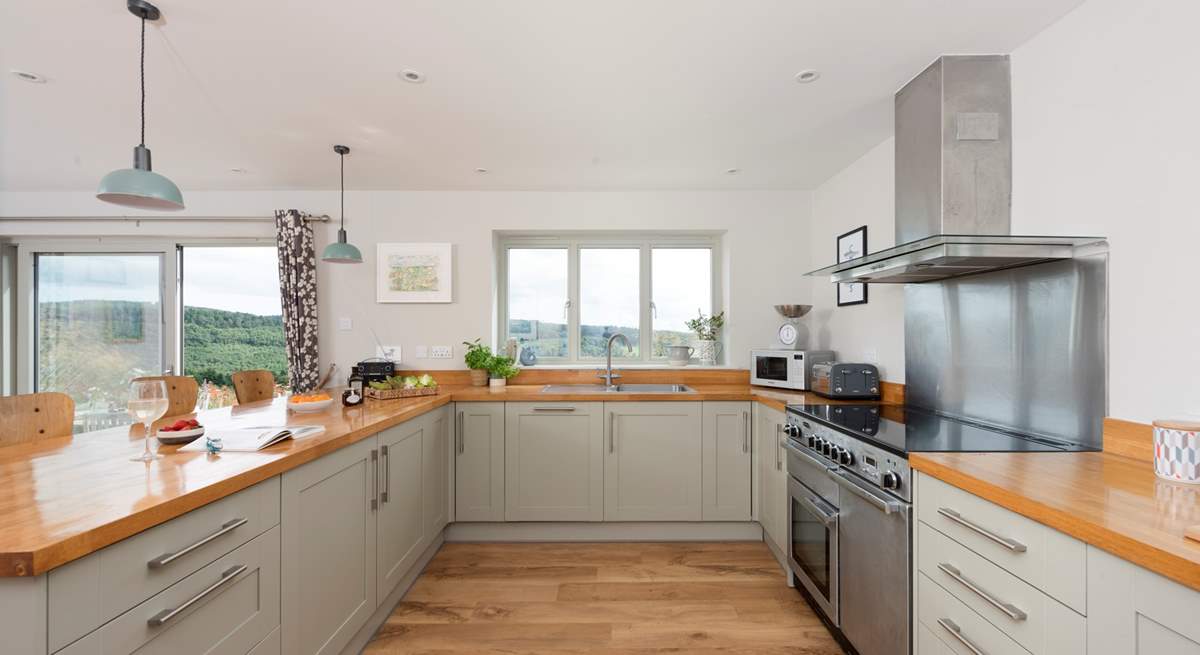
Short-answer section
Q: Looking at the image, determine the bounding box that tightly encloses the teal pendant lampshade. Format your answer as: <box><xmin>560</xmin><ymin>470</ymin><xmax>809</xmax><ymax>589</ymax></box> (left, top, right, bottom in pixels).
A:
<box><xmin>97</xmin><ymin>1</ymin><xmax>184</xmax><ymax>211</ymax></box>
<box><xmin>321</xmin><ymin>144</ymin><xmax>363</xmax><ymax>264</ymax></box>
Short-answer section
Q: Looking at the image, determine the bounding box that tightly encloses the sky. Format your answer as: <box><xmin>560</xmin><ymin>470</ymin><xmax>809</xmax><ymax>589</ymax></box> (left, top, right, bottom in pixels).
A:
<box><xmin>36</xmin><ymin>248</ymin><xmax>282</xmax><ymax>316</ymax></box>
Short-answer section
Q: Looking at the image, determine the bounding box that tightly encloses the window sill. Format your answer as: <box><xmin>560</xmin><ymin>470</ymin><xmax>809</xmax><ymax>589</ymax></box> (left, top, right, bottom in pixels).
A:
<box><xmin>518</xmin><ymin>363</ymin><xmax>741</xmax><ymax>370</ymax></box>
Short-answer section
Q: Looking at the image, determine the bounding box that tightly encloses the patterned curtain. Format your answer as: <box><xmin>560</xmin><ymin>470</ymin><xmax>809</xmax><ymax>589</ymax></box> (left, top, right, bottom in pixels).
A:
<box><xmin>274</xmin><ymin>210</ymin><xmax>320</xmax><ymax>392</ymax></box>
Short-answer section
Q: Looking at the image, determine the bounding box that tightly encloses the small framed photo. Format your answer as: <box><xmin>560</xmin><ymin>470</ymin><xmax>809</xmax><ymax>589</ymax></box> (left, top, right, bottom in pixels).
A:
<box><xmin>836</xmin><ymin>226</ymin><xmax>868</xmax><ymax>307</ymax></box>
<box><xmin>377</xmin><ymin>243</ymin><xmax>453</xmax><ymax>303</ymax></box>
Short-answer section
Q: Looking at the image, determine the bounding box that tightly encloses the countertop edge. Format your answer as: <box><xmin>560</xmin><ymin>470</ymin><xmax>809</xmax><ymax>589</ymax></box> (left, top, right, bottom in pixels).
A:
<box><xmin>909</xmin><ymin>453</ymin><xmax>1200</xmax><ymax>593</ymax></box>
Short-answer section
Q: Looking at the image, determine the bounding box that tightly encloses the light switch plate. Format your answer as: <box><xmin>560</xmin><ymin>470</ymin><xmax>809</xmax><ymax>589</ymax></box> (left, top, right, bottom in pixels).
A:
<box><xmin>337</xmin><ymin>317</ymin><xmax>353</xmax><ymax>331</ymax></box>
<box><xmin>377</xmin><ymin>345</ymin><xmax>402</xmax><ymax>362</ymax></box>
<box><xmin>430</xmin><ymin>345</ymin><xmax>453</xmax><ymax>359</ymax></box>
<box><xmin>414</xmin><ymin>345</ymin><xmax>429</xmax><ymax>359</ymax></box>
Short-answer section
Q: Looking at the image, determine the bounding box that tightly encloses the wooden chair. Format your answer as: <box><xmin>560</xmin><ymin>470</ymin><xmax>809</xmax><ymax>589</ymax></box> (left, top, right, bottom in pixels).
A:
<box><xmin>231</xmin><ymin>369</ymin><xmax>276</xmax><ymax>404</ymax></box>
<box><xmin>0</xmin><ymin>392</ymin><xmax>75</xmax><ymax>447</ymax></box>
<box><xmin>132</xmin><ymin>375</ymin><xmax>199</xmax><ymax>418</ymax></box>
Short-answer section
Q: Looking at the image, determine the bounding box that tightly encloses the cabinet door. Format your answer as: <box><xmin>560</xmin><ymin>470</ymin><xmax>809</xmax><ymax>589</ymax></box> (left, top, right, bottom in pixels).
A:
<box><xmin>757</xmin><ymin>404</ymin><xmax>787</xmax><ymax>556</ymax></box>
<box><xmin>604</xmin><ymin>402</ymin><xmax>703</xmax><ymax>521</ymax></box>
<box><xmin>702</xmin><ymin>402</ymin><xmax>752</xmax><ymax>520</ymax></box>
<box><xmin>1088</xmin><ymin>546</ymin><xmax>1200</xmax><ymax>655</ymax></box>
<box><xmin>378</xmin><ymin>418</ymin><xmax>426</xmax><ymax>599</ymax></box>
<box><xmin>505</xmin><ymin>402</ymin><xmax>604</xmax><ymax>521</ymax></box>
<box><xmin>281</xmin><ymin>436</ymin><xmax>377</xmax><ymax>655</ymax></box>
<box><xmin>424</xmin><ymin>406</ymin><xmax>451</xmax><ymax>536</ymax></box>
<box><xmin>454</xmin><ymin>402</ymin><xmax>506</xmax><ymax>522</ymax></box>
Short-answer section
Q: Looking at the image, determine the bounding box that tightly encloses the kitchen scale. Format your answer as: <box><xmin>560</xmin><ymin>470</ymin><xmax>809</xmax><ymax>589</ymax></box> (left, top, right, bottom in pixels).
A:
<box><xmin>774</xmin><ymin>304</ymin><xmax>812</xmax><ymax>350</ymax></box>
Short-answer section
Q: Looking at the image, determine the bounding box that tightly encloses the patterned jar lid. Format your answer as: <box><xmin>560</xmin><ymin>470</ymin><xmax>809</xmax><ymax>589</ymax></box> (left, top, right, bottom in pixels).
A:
<box><xmin>1154</xmin><ymin>418</ymin><xmax>1200</xmax><ymax>431</ymax></box>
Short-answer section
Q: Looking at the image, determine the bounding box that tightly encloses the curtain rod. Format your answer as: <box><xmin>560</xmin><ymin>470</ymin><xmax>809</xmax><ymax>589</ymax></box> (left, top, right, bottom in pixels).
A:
<box><xmin>0</xmin><ymin>214</ymin><xmax>332</xmax><ymax>223</ymax></box>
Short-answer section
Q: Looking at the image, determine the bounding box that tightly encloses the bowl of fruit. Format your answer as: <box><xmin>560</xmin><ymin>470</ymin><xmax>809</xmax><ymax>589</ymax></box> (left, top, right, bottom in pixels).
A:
<box><xmin>157</xmin><ymin>418</ymin><xmax>204</xmax><ymax>445</ymax></box>
<box><xmin>365</xmin><ymin>374</ymin><xmax>439</xmax><ymax>400</ymax></box>
<box><xmin>288</xmin><ymin>392</ymin><xmax>334</xmax><ymax>413</ymax></box>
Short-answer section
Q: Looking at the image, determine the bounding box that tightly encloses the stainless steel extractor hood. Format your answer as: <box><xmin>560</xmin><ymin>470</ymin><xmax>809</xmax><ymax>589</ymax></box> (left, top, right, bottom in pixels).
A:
<box><xmin>808</xmin><ymin>55</ymin><xmax>1105</xmax><ymax>284</ymax></box>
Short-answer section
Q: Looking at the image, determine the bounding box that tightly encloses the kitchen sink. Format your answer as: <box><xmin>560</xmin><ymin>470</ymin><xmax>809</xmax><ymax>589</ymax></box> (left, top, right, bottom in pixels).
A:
<box><xmin>541</xmin><ymin>383</ymin><xmax>695</xmax><ymax>394</ymax></box>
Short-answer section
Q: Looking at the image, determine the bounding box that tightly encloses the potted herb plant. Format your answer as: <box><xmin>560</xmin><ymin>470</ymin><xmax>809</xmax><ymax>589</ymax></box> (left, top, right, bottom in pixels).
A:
<box><xmin>486</xmin><ymin>355</ymin><xmax>520</xmax><ymax>388</ymax></box>
<box><xmin>462</xmin><ymin>339</ymin><xmax>493</xmax><ymax>387</ymax></box>
<box><xmin>685</xmin><ymin>310</ymin><xmax>726</xmax><ymax>366</ymax></box>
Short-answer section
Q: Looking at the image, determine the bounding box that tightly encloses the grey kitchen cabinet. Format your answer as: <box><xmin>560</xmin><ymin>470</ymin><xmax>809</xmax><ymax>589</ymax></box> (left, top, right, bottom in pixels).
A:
<box><xmin>756</xmin><ymin>403</ymin><xmax>787</xmax><ymax>559</ymax></box>
<box><xmin>702</xmin><ymin>401</ymin><xmax>753</xmax><ymax>521</ymax></box>
<box><xmin>504</xmin><ymin>402</ymin><xmax>604</xmax><ymax>521</ymax></box>
<box><xmin>377</xmin><ymin>417</ymin><xmax>427</xmax><ymax>599</ymax></box>
<box><xmin>1087</xmin><ymin>546</ymin><xmax>1200</xmax><ymax>654</ymax></box>
<box><xmin>424</xmin><ymin>406</ymin><xmax>451</xmax><ymax>536</ymax></box>
<box><xmin>454</xmin><ymin>402</ymin><xmax>506</xmax><ymax>522</ymax></box>
<box><xmin>604</xmin><ymin>402</ymin><xmax>703</xmax><ymax>521</ymax></box>
<box><xmin>281</xmin><ymin>436</ymin><xmax>378</xmax><ymax>655</ymax></box>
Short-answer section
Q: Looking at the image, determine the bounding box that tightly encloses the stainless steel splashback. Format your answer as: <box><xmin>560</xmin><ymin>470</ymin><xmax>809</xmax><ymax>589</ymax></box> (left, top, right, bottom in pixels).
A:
<box><xmin>904</xmin><ymin>247</ymin><xmax>1107</xmax><ymax>448</ymax></box>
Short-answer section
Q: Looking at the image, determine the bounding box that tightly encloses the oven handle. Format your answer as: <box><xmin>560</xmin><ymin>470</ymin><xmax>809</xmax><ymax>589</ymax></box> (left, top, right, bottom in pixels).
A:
<box><xmin>832</xmin><ymin>468</ymin><xmax>906</xmax><ymax>515</ymax></box>
<box><xmin>795</xmin><ymin>488</ymin><xmax>838</xmax><ymax>528</ymax></box>
<box><xmin>782</xmin><ymin>437</ymin><xmax>836</xmax><ymax>472</ymax></box>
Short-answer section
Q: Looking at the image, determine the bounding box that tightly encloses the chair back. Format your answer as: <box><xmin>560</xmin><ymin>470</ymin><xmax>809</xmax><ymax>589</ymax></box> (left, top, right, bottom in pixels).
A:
<box><xmin>231</xmin><ymin>369</ymin><xmax>276</xmax><ymax>404</ymax></box>
<box><xmin>0</xmin><ymin>392</ymin><xmax>75</xmax><ymax>447</ymax></box>
<box><xmin>132</xmin><ymin>375</ymin><xmax>199</xmax><ymax>418</ymax></box>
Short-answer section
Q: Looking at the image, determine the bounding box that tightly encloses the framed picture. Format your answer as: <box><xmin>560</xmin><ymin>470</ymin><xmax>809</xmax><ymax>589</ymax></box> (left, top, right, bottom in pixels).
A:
<box><xmin>836</xmin><ymin>226</ymin><xmax>868</xmax><ymax>307</ymax></box>
<box><xmin>376</xmin><ymin>242</ymin><xmax>453</xmax><ymax>303</ymax></box>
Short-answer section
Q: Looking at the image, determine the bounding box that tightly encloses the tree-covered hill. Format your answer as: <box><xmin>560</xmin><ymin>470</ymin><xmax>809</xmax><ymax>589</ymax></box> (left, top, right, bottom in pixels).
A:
<box><xmin>183</xmin><ymin>306</ymin><xmax>288</xmax><ymax>387</ymax></box>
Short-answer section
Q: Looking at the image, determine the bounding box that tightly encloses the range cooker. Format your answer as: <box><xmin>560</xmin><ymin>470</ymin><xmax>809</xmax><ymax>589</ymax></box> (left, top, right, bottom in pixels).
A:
<box><xmin>782</xmin><ymin>403</ymin><xmax>1092</xmax><ymax>655</ymax></box>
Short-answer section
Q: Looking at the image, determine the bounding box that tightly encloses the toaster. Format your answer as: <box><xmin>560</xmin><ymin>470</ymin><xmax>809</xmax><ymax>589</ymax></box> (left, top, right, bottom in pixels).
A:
<box><xmin>809</xmin><ymin>363</ymin><xmax>881</xmax><ymax>400</ymax></box>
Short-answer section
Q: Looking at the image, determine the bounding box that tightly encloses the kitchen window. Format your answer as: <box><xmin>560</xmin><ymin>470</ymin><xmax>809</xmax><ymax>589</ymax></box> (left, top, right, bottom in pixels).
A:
<box><xmin>498</xmin><ymin>234</ymin><xmax>720</xmax><ymax>365</ymax></box>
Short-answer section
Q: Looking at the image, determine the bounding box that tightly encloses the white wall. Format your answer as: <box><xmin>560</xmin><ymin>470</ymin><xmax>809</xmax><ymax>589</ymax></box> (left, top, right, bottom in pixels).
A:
<box><xmin>808</xmin><ymin>0</ymin><xmax>1200</xmax><ymax>423</ymax></box>
<box><xmin>0</xmin><ymin>189</ymin><xmax>812</xmax><ymax>383</ymax></box>
<box><xmin>808</xmin><ymin>138</ymin><xmax>904</xmax><ymax>382</ymax></box>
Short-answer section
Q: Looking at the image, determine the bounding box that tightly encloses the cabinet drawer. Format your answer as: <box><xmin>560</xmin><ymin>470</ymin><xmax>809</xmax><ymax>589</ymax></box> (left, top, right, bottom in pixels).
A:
<box><xmin>57</xmin><ymin>526</ymin><xmax>280</xmax><ymax>655</ymax></box>
<box><xmin>916</xmin><ymin>472</ymin><xmax>1085</xmax><ymax>613</ymax></box>
<box><xmin>49</xmin><ymin>477</ymin><xmax>280</xmax><ymax>652</ymax></box>
<box><xmin>917</xmin><ymin>573</ymin><xmax>1028</xmax><ymax>655</ymax></box>
<box><xmin>918</xmin><ymin>522</ymin><xmax>1084</xmax><ymax>655</ymax></box>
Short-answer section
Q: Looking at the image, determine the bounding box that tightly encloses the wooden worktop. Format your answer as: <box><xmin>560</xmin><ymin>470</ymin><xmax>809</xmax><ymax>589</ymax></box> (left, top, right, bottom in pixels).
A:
<box><xmin>0</xmin><ymin>381</ymin><xmax>857</xmax><ymax>578</ymax></box>
<box><xmin>911</xmin><ymin>446</ymin><xmax>1200</xmax><ymax>593</ymax></box>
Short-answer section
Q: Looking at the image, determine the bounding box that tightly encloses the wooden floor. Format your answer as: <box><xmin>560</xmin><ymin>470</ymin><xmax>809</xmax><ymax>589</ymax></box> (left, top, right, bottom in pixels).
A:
<box><xmin>365</xmin><ymin>542</ymin><xmax>844</xmax><ymax>654</ymax></box>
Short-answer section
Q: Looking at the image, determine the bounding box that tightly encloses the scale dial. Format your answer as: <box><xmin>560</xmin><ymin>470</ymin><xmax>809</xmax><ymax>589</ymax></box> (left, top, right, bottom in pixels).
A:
<box><xmin>778</xmin><ymin>322</ymin><xmax>798</xmax><ymax>347</ymax></box>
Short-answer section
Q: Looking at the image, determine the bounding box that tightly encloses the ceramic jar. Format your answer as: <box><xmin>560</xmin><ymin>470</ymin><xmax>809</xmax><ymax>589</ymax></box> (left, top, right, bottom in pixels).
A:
<box><xmin>1153</xmin><ymin>418</ymin><xmax>1200</xmax><ymax>484</ymax></box>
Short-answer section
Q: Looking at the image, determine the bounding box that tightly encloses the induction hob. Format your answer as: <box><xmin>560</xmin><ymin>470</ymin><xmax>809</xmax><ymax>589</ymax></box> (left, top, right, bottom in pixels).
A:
<box><xmin>786</xmin><ymin>403</ymin><xmax>1098</xmax><ymax>457</ymax></box>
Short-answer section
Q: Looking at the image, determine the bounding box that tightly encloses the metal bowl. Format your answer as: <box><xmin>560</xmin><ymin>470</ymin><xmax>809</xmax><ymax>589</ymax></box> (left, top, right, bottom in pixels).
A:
<box><xmin>774</xmin><ymin>304</ymin><xmax>813</xmax><ymax>318</ymax></box>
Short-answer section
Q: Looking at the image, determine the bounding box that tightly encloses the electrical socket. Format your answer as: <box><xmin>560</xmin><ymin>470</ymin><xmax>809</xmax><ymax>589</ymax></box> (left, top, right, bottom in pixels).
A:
<box><xmin>414</xmin><ymin>345</ymin><xmax>429</xmax><ymax>359</ymax></box>
<box><xmin>864</xmin><ymin>348</ymin><xmax>878</xmax><ymax>363</ymax></box>
<box><xmin>430</xmin><ymin>345</ymin><xmax>453</xmax><ymax>359</ymax></box>
<box><xmin>337</xmin><ymin>317</ymin><xmax>353</xmax><ymax>331</ymax></box>
<box><xmin>376</xmin><ymin>345</ymin><xmax>402</xmax><ymax>362</ymax></box>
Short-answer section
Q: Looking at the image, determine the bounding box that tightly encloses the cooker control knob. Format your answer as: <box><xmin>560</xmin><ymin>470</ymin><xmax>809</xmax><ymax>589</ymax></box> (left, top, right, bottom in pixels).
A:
<box><xmin>821</xmin><ymin>441</ymin><xmax>833</xmax><ymax>457</ymax></box>
<box><xmin>788</xmin><ymin>424</ymin><xmax>801</xmax><ymax>437</ymax></box>
<box><xmin>839</xmin><ymin>449</ymin><xmax>854</xmax><ymax>466</ymax></box>
<box><xmin>882</xmin><ymin>471</ymin><xmax>901</xmax><ymax>490</ymax></box>
<box><xmin>807</xmin><ymin>434</ymin><xmax>816</xmax><ymax>448</ymax></box>
<box><xmin>828</xmin><ymin>446</ymin><xmax>842</xmax><ymax>462</ymax></box>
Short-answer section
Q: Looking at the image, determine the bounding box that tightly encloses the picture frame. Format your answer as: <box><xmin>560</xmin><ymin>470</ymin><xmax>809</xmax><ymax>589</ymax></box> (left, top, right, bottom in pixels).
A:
<box><xmin>376</xmin><ymin>242</ymin><xmax>453</xmax><ymax>303</ymax></box>
<box><xmin>836</xmin><ymin>225</ymin><xmax>868</xmax><ymax>307</ymax></box>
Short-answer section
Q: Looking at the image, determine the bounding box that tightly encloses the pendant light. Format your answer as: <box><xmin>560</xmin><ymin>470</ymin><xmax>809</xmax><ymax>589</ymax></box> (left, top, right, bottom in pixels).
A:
<box><xmin>96</xmin><ymin>0</ymin><xmax>184</xmax><ymax>210</ymax></box>
<box><xmin>321</xmin><ymin>145</ymin><xmax>364</xmax><ymax>263</ymax></box>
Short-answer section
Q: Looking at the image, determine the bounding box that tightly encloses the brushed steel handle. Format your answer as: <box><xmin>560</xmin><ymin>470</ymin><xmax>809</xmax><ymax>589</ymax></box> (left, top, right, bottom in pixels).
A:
<box><xmin>832</xmin><ymin>468</ymin><xmax>905</xmax><ymax>515</ymax></box>
<box><xmin>775</xmin><ymin>424</ymin><xmax>783</xmax><ymax>470</ymax></box>
<box><xmin>147</xmin><ymin>564</ymin><xmax>246</xmax><ymax>626</ymax></box>
<box><xmin>147</xmin><ymin>518</ymin><xmax>248</xmax><ymax>569</ymax></box>
<box><xmin>937</xmin><ymin>507</ymin><xmax>1027</xmax><ymax>552</ymax></box>
<box><xmin>381</xmin><ymin>444</ymin><xmax>390</xmax><ymax>503</ymax></box>
<box><xmin>370</xmin><ymin>448</ymin><xmax>379</xmax><ymax>511</ymax></box>
<box><xmin>937</xmin><ymin>562</ymin><xmax>1027</xmax><ymax>621</ymax></box>
<box><xmin>742</xmin><ymin>411</ymin><xmax>750</xmax><ymax>453</ymax></box>
<box><xmin>456</xmin><ymin>410</ymin><xmax>464</xmax><ymax>454</ymax></box>
<box><xmin>609</xmin><ymin>412</ymin><xmax>615</xmax><ymax>454</ymax></box>
<box><xmin>937</xmin><ymin>618</ymin><xmax>986</xmax><ymax>655</ymax></box>
<box><xmin>533</xmin><ymin>406</ymin><xmax>576</xmax><ymax>412</ymax></box>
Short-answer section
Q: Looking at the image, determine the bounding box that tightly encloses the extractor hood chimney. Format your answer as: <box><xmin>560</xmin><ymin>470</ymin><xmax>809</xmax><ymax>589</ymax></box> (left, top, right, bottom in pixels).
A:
<box><xmin>809</xmin><ymin>55</ymin><xmax>1104</xmax><ymax>284</ymax></box>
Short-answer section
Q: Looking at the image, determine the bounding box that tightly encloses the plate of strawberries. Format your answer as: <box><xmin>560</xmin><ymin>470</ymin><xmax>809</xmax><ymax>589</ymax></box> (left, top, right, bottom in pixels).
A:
<box><xmin>157</xmin><ymin>418</ymin><xmax>204</xmax><ymax>445</ymax></box>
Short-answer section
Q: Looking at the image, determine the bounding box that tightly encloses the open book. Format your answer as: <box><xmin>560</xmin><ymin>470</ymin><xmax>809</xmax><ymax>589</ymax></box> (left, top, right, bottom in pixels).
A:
<box><xmin>178</xmin><ymin>425</ymin><xmax>325</xmax><ymax>453</ymax></box>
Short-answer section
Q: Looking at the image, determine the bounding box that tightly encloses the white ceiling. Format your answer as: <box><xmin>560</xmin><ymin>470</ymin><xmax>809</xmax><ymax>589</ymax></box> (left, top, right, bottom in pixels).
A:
<box><xmin>0</xmin><ymin>0</ymin><xmax>1082</xmax><ymax>192</ymax></box>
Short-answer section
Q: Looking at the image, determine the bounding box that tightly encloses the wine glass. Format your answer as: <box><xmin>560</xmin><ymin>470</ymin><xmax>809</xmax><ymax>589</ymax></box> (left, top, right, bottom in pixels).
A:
<box><xmin>128</xmin><ymin>380</ymin><xmax>169</xmax><ymax>462</ymax></box>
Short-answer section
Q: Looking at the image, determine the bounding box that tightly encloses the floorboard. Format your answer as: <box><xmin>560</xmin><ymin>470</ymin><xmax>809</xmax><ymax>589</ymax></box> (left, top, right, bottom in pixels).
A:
<box><xmin>364</xmin><ymin>542</ymin><xmax>845</xmax><ymax>654</ymax></box>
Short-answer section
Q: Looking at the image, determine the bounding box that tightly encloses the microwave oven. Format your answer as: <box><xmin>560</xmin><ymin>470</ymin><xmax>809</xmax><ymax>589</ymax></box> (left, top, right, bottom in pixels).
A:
<box><xmin>750</xmin><ymin>349</ymin><xmax>834</xmax><ymax>390</ymax></box>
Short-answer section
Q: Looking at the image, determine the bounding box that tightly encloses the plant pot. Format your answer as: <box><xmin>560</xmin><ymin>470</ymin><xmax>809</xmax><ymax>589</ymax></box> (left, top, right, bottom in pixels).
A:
<box><xmin>692</xmin><ymin>339</ymin><xmax>722</xmax><ymax>366</ymax></box>
<box><xmin>469</xmin><ymin>369</ymin><xmax>489</xmax><ymax>387</ymax></box>
<box><xmin>489</xmin><ymin>377</ymin><xmax>507</xmax><ymax>388</ymax></box>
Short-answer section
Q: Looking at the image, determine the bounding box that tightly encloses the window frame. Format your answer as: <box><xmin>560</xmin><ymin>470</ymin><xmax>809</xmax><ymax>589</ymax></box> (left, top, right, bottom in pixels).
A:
<box><xmin>497</xmin><ymin>232</ymin><xmax>722</xmax><ymax>365</ymax></box>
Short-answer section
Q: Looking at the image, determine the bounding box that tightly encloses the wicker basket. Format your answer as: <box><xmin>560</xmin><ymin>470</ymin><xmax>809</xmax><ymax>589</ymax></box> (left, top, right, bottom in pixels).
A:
<box><xmin>364</xmin><ymin>386</ymin><xmax>439</xmax><ymax>401</ymax></box>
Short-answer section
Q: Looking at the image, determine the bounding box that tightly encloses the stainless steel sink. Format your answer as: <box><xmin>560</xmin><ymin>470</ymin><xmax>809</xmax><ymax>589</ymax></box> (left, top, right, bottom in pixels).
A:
<box><xmin>541</xmin><ymin>383</ymin><xmax>695</xmax><ymax>394</ymax></box>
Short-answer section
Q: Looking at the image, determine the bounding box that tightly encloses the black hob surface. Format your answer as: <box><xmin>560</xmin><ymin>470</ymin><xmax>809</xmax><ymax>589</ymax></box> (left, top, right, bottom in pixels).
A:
<box><xmin>787</xmin><ymin>403</ymin><xmax>1096</xmax><ymax>456</ymax></box>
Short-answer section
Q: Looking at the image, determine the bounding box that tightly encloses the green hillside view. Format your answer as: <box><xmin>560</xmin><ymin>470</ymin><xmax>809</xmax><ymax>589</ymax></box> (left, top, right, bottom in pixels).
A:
<box><xmin>183</xmin><ymin>306</ymin><xmax>288</xmax><ymax>387</ymax></box>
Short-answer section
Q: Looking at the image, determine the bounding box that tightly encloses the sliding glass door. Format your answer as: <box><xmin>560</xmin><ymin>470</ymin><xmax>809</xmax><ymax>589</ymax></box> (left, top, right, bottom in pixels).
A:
<box><xmin>34</xmin><ymin>253</ymin><xmax>168</xmax><ymax>431</ymax></box>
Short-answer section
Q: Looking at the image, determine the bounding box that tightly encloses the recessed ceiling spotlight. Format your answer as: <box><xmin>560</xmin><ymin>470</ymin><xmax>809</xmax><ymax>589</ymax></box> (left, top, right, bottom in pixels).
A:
<box><xmin>794</xmin><ymin>69</ymin><xmax>821</xmax><ymax>84</ymax></box>
<box><xmin>11</xmin><ymin>70</ymin><xmax>47</xmax><ymax>83</ymax></box>
<box><xmin>474</xmin><ymin>167</ymin><xmax>489</xmax><ymax>174</ymax></box>
<box><xmin>399</xmin><ymin>69</ymin><xmax>425</xmax><ymax>83</ymax></box>
<box><xmin>725</xmin><ymin>167</ymin><xmax>740</xmax><ymax>175</ymax></box>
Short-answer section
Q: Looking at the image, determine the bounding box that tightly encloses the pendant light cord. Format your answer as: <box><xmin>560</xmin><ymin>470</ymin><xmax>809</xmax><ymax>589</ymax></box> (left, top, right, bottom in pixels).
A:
<box><xmin>139</xmin><ymin>15</ymin><xmax>146</xmax><ymax>147</ymax></box>
<box><xmin>340</xmin><ymin>151</ymin><xmax>346</xmax><ymax>230</ymax></box>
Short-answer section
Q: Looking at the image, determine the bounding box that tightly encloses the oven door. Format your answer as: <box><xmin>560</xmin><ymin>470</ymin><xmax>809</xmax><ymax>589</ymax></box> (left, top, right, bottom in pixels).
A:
<box><xmin>787</xmin><ymin>474</ymin><xmax>839</xmax><ymax>624</ymax></box>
